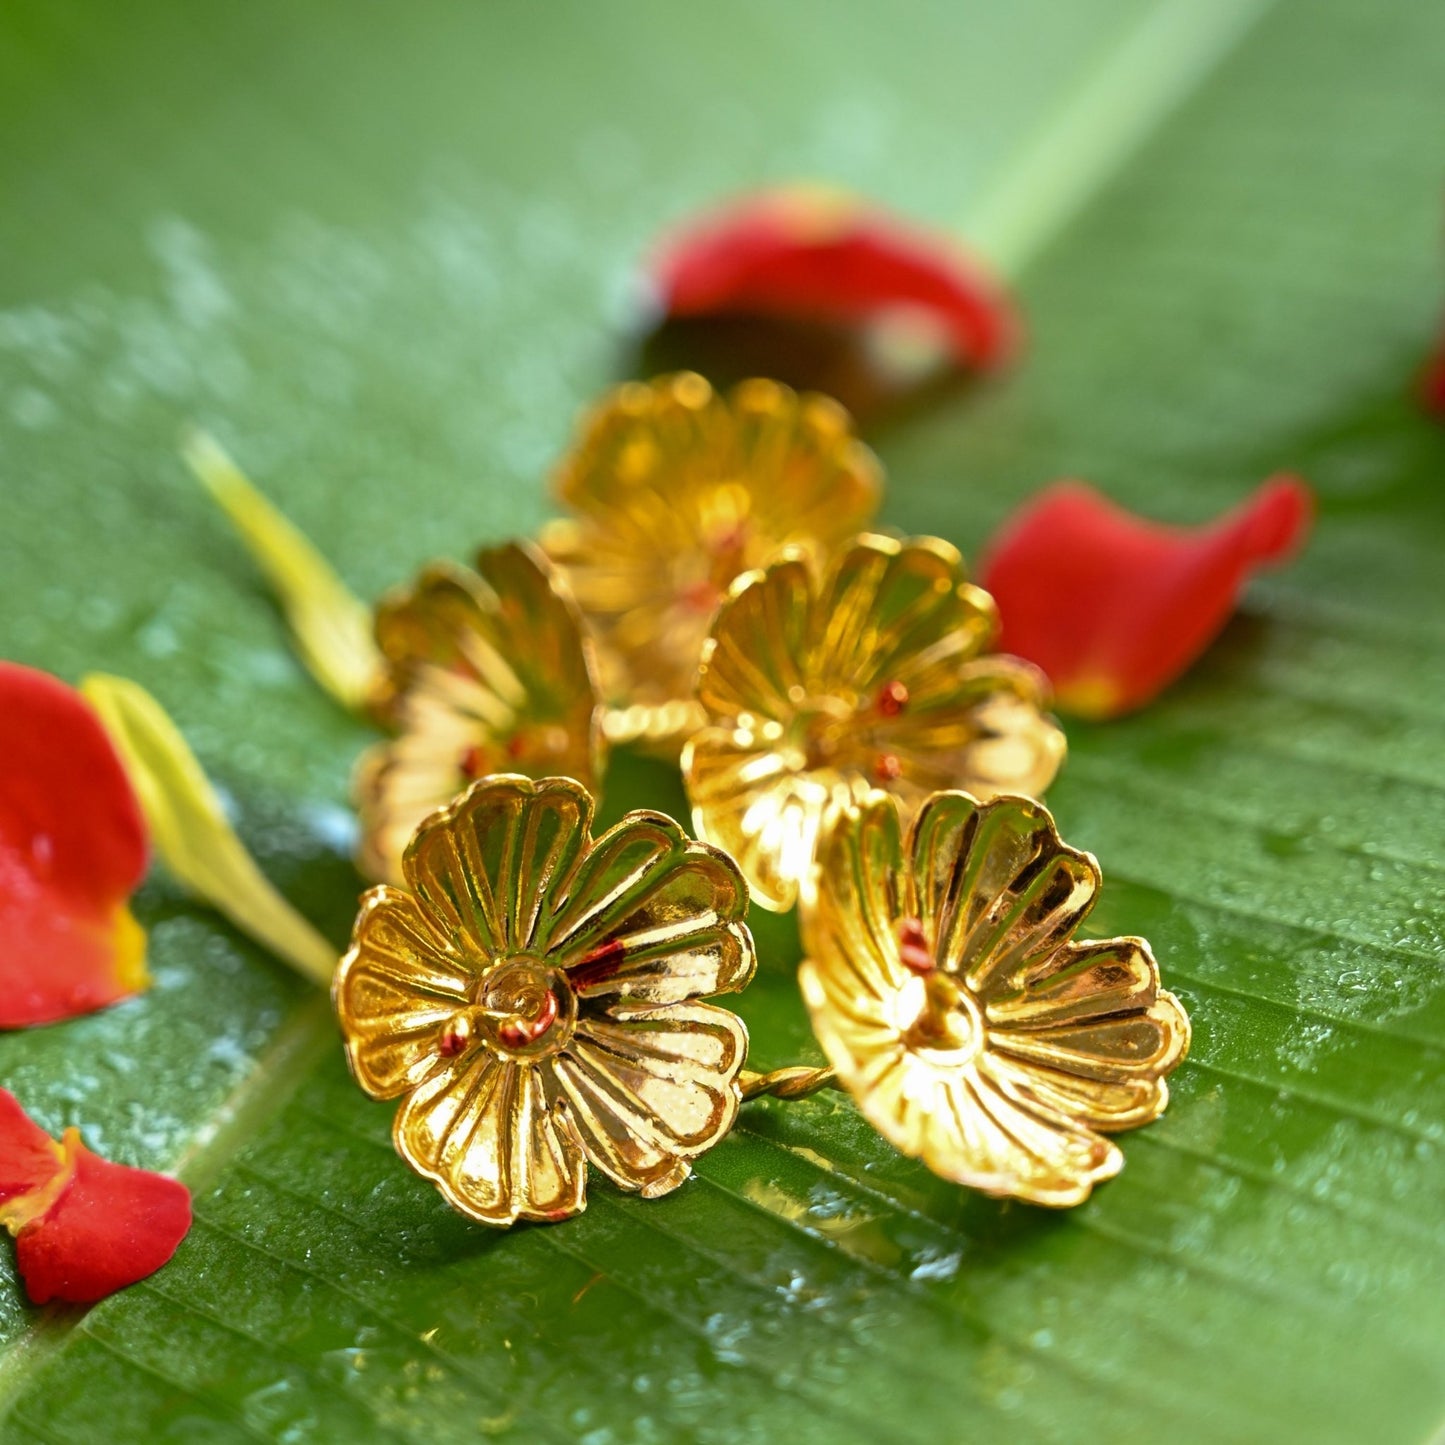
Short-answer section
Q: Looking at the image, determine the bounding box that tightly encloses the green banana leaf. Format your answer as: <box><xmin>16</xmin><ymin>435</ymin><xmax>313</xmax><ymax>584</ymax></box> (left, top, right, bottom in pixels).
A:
<box><xmin>2</xmin><ymin>0</ymin><xmax>1444</xmax><ymax>1440</ymax></box>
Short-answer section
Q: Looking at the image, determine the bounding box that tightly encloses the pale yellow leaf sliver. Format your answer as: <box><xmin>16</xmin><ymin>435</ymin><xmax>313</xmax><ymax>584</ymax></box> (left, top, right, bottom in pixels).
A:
<box><xmin>81</xmin><ymin>673</ymin><xmax>338</xmax><ymax>987</ymax></box>
<box><xmin>181</xmin><ymin>428</ymin><xmax>381</xmax><ymax>713</ymax></box>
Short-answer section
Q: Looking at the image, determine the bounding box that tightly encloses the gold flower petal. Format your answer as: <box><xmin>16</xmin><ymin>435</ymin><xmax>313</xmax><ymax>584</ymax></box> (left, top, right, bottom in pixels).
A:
<box><xmin>694</xmin><ymin>551</ymin><xmax>814</xmax><ymax>720</ymax></box>
<box><xmin>542</xmin><ymin>372</ymin><xmax>882</xmax><ymax>744</ymax></box>
<box><xmin>402</xmin><ymin>775</ymin><xmax>593</xmax><ymax>961</ymax></box>
<box><xmin>908</xmin><ymin>790</ymin><xmax>1097</xmax><ymax>997</ymax></box>
<box><xmin>797</xmin><ymin>950</ymin><xmax>902</xmax><ymax>1078</ymax></box>
<box><xmin>393</xmin><ymin>1057</ymin><xmax>586</xmax><ymax>1226</ymax></box>
<box><xmin>876</xmin><ymin>658</ymin><xmax>1066</xmax><ymax>800</ymax></box>
<box><xmin>991</xmin><ymin>989</ymin><xmax>1190</xmax><ymax>1086</ymax></box>
<box><xmin>968</xmin><ymin>1061</ymin><xmax>1124</xmax><ymax>1203</ymax></box>
<box><xmin>796</xmin><ymin>787</ymin><xmax>904</xmax><ymax>992</ymax></box>
<box><xmin>799</xmin><ymin>946</ymin><xmax>1120</xmax><ymax>1206</ymax></box>
<box><xmin>334</xmin><ymin>888</ymin><xmax>472</xmax><ymax>1099</ymax></box>
<box><xmin>554</xmin><ymin>1001</ymin><xmax>747</xmax><ymax>1198</ymax></box>
<box><xmin>988</xmin><ymin>1040</ymin><xmax>1179</xmax><ymax>1138</ymax></box>
<box><xmin>809</xmin><ymin>535</ymin><xmax>993</xmax><ymax>689</ymax></box>
<box><xmin>539</xmin><ymin>811</ymin><xmax>754</xmax><ymax>1005</ymax></box>
<box><xmin>356</xmin><ymin>541</ymin><xmax>604</xmax><ymax>884</ymax></box>
<box><xmin>984</xmin><ymin>936</ymin><xmax>1159</xmax><ymax>1029</ymax></box>
<box><xmin>800</xmin><ymin>789</ymin><xmax>1187</xmax><ymax>1206</ymax></box>
<box><xmin>687</xmin><ymin>534</ymin><xmax>1065</xmax><ymax>912</ymax></box>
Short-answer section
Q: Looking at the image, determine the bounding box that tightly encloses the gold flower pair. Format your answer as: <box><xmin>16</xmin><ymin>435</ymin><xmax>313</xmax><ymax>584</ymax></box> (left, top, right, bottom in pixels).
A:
<box><xmin>336</xmin><ymin>775</ymin><xmax>1188</xmax><ymax>1224</ymax></box>
<box><xmin>356</xmin><ymin>372</ymin><xmax>1064</xmax><ymax>913</ymax></box>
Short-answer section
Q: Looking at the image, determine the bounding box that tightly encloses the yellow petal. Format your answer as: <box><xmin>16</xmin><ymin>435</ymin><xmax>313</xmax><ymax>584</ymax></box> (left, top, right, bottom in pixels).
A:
<box><xmin>80</xmin><ymin>674</ymin><xmax>337</xmax><ymax>987</ymax></box>
<box><xmin>182</xmin><ymin>428</ymin><xmax>382</xmax><ymax>713</ymax></box>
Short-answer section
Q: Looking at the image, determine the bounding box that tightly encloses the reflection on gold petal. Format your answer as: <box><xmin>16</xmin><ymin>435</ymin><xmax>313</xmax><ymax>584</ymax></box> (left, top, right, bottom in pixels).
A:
<box><xmin>684</xmin><ymin>532</ymin><xmax>1065</xmax><ymax>911</ymax></box>
<box><xmin>541</xmin><ymin>372</ymin><xmax>882</xmax><ymax>753</ymax></box>
<box><xmin>801</xmin><ymin>789</ymin><xmax>1189</xmax><ymax>1207</ymax></box>
<box><xmin>355</xmin><ymin>541</ymin><xmax>605</xmax><ymax>884</ymax></box>
<box><xmin>741</xmin><ymin>1177</ymin><xmax>903</xmax><ymax>1270</ymax></box>
<box><xmin>336</xmin><ymin>776</ymin><xmax>756</xmax><ymax>1227</ymax></box>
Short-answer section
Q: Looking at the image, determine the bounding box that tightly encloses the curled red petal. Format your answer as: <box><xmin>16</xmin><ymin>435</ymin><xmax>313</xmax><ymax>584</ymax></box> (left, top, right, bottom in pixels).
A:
<box><xmin>981</xmin><ymin>476</ymin><xmax>1314</xmax><ymax>719</ymax></box>
<box><xmin>15</xmin><ymin>1134</ymin><xmax>191</xmax><ymax>1305</ymax></box>
<box><xmin>0</xmin><ymin>1091</ymin><xmax>191</xmax><ymax>1306</ymax></box>
<box><xmin>651</xmin><ymin>186</ymin><xmax>1019</xmax><ymax>371</ymax></box>
<box><xmin>0</xmin><ymin>662</ymin><xmax>150</xmax><ymax>1027</ymax></box>
<box><xmin>0</xmin><ymin>1090</ymin><xmax>66</xmax><ymax>1208</ymax></box>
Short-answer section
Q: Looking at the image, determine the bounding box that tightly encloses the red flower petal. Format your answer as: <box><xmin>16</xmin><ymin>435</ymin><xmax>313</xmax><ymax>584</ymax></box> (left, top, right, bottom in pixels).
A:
<box><xmin>651</xmin><ymin>186</ymin><xmax>1019</xmax><ymax>371</ymax></box>
<box><xmin>1422</xmin><ymin>333</ymin><xmax>1445</xmax><ymax>417</ymax></box>
<box><xmin>15</xmin><ymin>1138</ymin><xmax>192</xmax><ymax>1305</ymax></box>
<box><xmin>981</xmin><ymin>476</ymin><xmax>1314</xmax><ymax>719</ymax></box>
<box><xmin>0</xmin><ymin>1090</ymin><xmax>191</xmax><ymax>1305</ymax></box>
<box><xmin>0</xmin><ymin>1090</ymin><xmax>65</xmax><ymax>1208</ymax></box>
<box><xmin>0</xmin><ymin>662</ymin><xmax>150</xmax><ymax>1027</ymax></box>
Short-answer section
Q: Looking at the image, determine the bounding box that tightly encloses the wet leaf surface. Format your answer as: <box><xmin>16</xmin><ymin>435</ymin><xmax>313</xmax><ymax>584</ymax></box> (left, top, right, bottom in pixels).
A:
<box><xmin>1</xmin><ymin>0</ymin><xmax>1443</xmax><ymax>1440</ymax></box>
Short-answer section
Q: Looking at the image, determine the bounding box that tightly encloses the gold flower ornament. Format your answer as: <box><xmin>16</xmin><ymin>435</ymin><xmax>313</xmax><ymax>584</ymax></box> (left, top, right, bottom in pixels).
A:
<box><xmin>540</xmin><ymin>371</ymin><xmax>882</xmax><ymax>749</ymax></box>
<box><xmin>334</xmin><ymin>775</ymin><xmax>755</xmax><ymax>1226</ymax></box>
<box><xmin>355</xmin><ymin>541</ymin><xmax>605</xmax><ymax>884</ymax></box>
<box><xmin>684</xmin><ymin>532</ymin><xmax>1065</xmax><ymax>910</ymax></box>
<box><xmin>798</xmin><ymin>789</ymin><xmax>1190</xmax><ymax>1205</ymax></box>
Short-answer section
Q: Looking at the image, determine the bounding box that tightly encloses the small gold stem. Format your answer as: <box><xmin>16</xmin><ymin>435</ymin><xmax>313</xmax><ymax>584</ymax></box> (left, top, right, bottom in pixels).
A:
<box><xmin>738</xmin><ymin>1065</ymin><xmax>839</xmax><ymax>1102</ymax></box>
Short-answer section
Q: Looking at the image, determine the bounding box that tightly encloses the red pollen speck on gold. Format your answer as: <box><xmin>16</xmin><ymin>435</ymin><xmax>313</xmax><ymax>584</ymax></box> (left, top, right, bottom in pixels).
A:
<box><xmin>459</xmin><ymin>744</ymin><xmax>489</xmax><ymax>780</ymax></box>
<box><xmin>585</xmin><ymin>938</ymin><xmax>627</xmax><ymax>968</ymax></box>
<box><xmin>569</xmin><ymin>937</ymin><xmax>627</xmax><ymax>990</ymax></box>
<box><xmin>873</xmin><ymin>752</ymin><xmax>903</xmax><ymax>782</ymax></box>
<box><xmin>679</xmin><ymin>579</ymin><xmax>721</xmax><ymax>616</ymax></box>
<box><xmin>898</xmin><ymin>917</ymin><xmax>935</xmax><ymax>975</ymax></box>
<box><xmin>875</xmin><ymin>680</ymin><xmax>909</xmax><ymax>717</ymax></box>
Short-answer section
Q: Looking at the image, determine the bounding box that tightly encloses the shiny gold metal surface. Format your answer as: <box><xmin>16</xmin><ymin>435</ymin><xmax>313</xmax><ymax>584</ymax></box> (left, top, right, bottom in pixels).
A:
<box><xmin>354</xmin><ymin>541</ymin><xmax>605</xmax><ymax>884</ymax></box>
<box><xmin>738</xmin><ymin>1064</ymin><xmax>838</xmax><ymax>1101</ymax></box>
<box><xmin>335</xmin><ymin>775</ymin><xmax>755</xmax><ymax>1227</ymax></box>
<box><xmin>683</xmin><ymin>532</ymin><xmax>1065</xmax><ymax>911</ymax></box>
<box><xmin>539</xmin><ymin>371</ymin><xmax>882</xmax><ymax>750</ymax></box>
<box><xmin>799</xmin><ymin>789</ymin><xmax>1189</xmax><ymax>1206</ymax></box>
